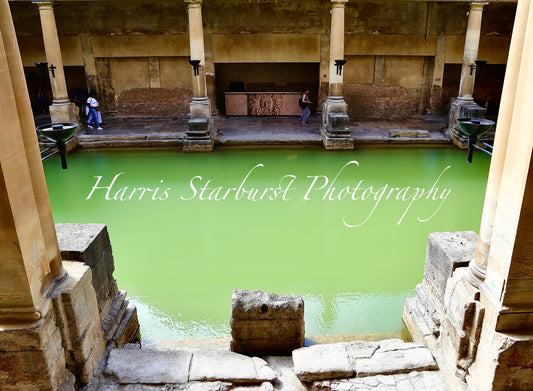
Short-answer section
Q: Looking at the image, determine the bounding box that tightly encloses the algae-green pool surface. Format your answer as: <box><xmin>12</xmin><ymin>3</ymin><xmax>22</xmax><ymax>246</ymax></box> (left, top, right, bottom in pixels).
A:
<box><xmin>43</xmin><ymin>147</ymin><xmax>490</xmax><ymax>341</ymax></box>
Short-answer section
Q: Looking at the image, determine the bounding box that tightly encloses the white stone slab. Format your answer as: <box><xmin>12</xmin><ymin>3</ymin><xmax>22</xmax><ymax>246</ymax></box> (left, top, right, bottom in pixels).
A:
<box><xmin>189</xmin><ymin>349</ymin><xmax>275</xmax><ymax>384</ymax></box>
<box><xmin>356</xmin><ymin>347</ymin><xmax>437</xmax><ymax>377</ymax></box>
<box><xmin>105</xmin><ymin>348</ymin><xmax>191</xmax><ymax>384</ymax></box>
<box><xmin>292</xmin><ymin>343</ymin><xmax>353</xmax><ymax>382</ymax></box>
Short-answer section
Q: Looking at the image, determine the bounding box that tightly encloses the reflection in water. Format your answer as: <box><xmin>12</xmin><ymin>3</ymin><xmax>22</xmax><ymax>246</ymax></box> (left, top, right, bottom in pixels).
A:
<box><xmin>43</xmin><ymin>148</ymin><xmax>490</xmax><ymax>340</ymax></box>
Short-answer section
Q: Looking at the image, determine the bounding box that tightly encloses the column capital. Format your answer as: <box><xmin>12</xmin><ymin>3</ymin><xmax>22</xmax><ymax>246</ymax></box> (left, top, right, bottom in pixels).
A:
<box><xmin>469</xmin><ymin>2</ymin><xmax>488</xmax><ymax>10</ymax></box>
<box><xmin>32</xmin><ymin>1</ymin><xmax>54</xmax><ymax>10</ymax></box>
<box><xmin>331</xmin><ymin>0</ymin><xmax>349</xmax><ymax>7</ymax></box>
<box><xmin>185</xmin><ymin>0</ymin><xmax>203</xmax><ymax>7</ymax></box>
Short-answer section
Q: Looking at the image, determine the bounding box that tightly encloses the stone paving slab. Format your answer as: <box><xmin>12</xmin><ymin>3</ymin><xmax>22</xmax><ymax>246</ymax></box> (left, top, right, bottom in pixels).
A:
<box><xmin>293</xmin><ymin>342</ymin><xmax>353</xmax><ymax>382</ymax></box>
<box><xmin>189</xmin><ymin>349</ymin><xmax>276</xmax><ymax>384</ymax></box>
<box><xmin>105</xmin><ymin>348</ymin><xmax>192</xmax><ymax>384</ymax></box>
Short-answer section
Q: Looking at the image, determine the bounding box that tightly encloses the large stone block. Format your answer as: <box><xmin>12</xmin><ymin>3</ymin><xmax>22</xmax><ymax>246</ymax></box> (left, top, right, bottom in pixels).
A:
<box><xmin>52</xmin><ymin>261</ymin><xmax>106</xmax><ymax>385</ymax></box>
<box><xmin>56</xmin><ymin>223</ymin><xmax>119</xmax><ymax>313</ymax></box>
<box><xmin>230</xmin><ymin>289</ymin><xmax>304</xmax><ymax>356</ymax></box>
<box><xmin>422</xmin><ymin>231</ymin><xmax>478</xmax><ymax>306</ymax></box>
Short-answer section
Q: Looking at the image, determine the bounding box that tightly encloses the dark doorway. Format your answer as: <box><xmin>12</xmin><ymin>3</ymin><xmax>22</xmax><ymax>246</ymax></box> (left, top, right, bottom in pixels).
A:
<box><xmin>215</xmin><ymin>63</ymin><xmax>320</xmax><ymax>115</ymax></box>
<box><xmin>442</xmin><ymin>63</ymin><xmax>505</xmax><ymax>119</ymax></box>
<box><xmin>25</xmin><ymin>65</ymin><xmax>87</xmax><ymax>115</ymax></box>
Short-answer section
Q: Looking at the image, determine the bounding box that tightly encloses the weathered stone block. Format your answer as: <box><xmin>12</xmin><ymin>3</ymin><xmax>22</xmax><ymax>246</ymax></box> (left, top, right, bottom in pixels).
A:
<box><xmin>230</xmin><ymin>289</ymin><xmax>304</xmax><ymax>356</ymax></box>
<box><xmin>56</xmin><ymin>223</ymin><xmax>119</xmax><ymax>314</ymax></box>
<box><xmin>52</xmin><ymin>261</ymin><xmax>106</xmax><ymax>385</ymax></box>
<box><xmin>293</xmin><ymin>343</ymin><xmax>353</xmax><ymax>382</ymax></box>
<box><xmin>422</xmin><ymin>231</ymin><xmax>478</xmax><ymax>305</ymax></box>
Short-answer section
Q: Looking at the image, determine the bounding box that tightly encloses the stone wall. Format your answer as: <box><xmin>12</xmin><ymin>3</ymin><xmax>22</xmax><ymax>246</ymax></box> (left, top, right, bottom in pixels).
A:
<box><xmin>116</xmin><ymin>88</ymin><xmax>192</xmax><ymax>117</ymax></box>
<box><xmin>345</xmin><ymin>84</ymin><xmax>419</xmax><ymax>119</ymax></box>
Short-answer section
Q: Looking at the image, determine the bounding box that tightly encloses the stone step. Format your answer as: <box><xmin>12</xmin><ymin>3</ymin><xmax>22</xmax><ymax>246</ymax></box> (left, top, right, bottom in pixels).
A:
<box><xmin>101</xmin><ymin>291</ymin><xmax>127</xmax><ymax>341</ymax></box>
<box><xmin>112</xmin><ymin>305</ymin><xmax>140</xmax><ymax>348</ymax></box>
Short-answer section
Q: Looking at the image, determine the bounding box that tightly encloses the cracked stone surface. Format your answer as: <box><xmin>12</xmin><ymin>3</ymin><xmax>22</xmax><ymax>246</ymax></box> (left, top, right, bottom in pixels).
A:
<box><xmin>311</xmin><ymin>371</ymin><xmax>446</xmax><ymax>391</ymax></box>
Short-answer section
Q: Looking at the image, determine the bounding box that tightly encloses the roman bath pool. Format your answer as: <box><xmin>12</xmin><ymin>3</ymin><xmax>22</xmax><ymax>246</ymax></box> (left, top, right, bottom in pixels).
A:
<box><xmin>43</xmin><ymin>147</ymin><xmax>490</xmax><ymax>341</ymax></box>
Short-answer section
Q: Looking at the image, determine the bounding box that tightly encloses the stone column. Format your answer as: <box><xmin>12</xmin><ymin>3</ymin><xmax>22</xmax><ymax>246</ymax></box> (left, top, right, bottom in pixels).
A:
<box><xmin>439</xmin><ymin>0</ymin><xmax>533</xmax><ymax>387</ymax></box>
<box><xmin>448</xmin><ymin>2</ymin><xmax>488</xmax><ymax>146</ymax></box>
<box><xmin>321</xmin><ymin>0</ymin><xmax>353</xmax><ymax>150</ymax></box>
<box><xmin>0</xmin><ymin>0</ymin><xmax>64</xmax><ymax>281</ymax></box>
<box><xmin>0</xmin><ymin>2</ymin><xmax>106</xmax><ymax>389</ymax></box>
<box><xmin>184</xmin><ymin>0</ymin><xmax>215</xmax><ymax>152</ymax></box>
<box><xmin>34</xmin><ymin>1</ymin><xmax>78</xmax><ymax>123</ymax></box>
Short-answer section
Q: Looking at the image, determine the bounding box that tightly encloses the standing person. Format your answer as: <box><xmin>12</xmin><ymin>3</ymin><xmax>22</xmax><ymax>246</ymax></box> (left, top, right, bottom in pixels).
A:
<box><xmin>36</xmin><ymin>88</ymin><xmax>48</xmax><ymax>115</ymax></box>
<box><xmin>299</xmin><ymin>88</ymin><xmax>311</xmax><ymax>126</ymax></box>
<box><xmin>86</xmin><ymin>90</ymin><xmax>103</xmax><ymax>130</ymax></box>
<box><xmin>72</xmin><ymin>88</ymin><xmax>86</xmax><ymax>118</ymax></box>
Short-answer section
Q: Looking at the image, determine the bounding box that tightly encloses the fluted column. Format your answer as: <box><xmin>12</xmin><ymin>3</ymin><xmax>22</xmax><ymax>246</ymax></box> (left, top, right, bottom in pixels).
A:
<box><xmin>184</xmin><ymin>0</ymin><xmax>214</xmax><ymax>152</ymax></box>
<box><xmin>34</xmin><ymin>1</ymin><xmax>78</xmax><ymax>123</ymax></box>
<box><xmin>457</xmin><ymin>2</ymin><xmax>488</xmax><ymax>103</ymax></box>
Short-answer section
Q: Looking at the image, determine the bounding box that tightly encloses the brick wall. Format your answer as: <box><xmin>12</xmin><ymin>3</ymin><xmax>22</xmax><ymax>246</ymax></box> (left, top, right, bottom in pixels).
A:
<box><xmin>345</xmin><ymin>84</ymin><xmax>419</xmax><ymax>119</ymax></box>
<box><xmin>116</xmin><ymin>88</ymin><xmax>192</xmax><ymax>117</ymax></box>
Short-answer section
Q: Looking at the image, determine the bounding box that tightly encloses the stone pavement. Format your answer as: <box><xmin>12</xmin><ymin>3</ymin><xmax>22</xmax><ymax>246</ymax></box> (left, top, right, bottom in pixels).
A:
<box><xmin>68</xmin><ymin>114</ymin><xmax>449</xmax><ymax>149</ymax></box>
<box><xmin>83</xmin><ymin>339</ymin><xmax>463</xmax><ymax>391</ymax></box>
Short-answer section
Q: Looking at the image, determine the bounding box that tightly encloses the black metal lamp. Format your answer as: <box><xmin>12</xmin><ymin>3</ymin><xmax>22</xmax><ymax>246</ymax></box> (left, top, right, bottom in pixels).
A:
<box><xmin>188</xmin><ymin>60</ymin><xmax>201</xmax><ymax>76</ymax></box>
<box><xmin>334</xmin><ymin>59</ymin><xmax>347</xmax><ymax>76</ymax></box>
<box><xmin>468</xmin><ymin>60</ymin><xmax>487</xmax><ymax>76</ymax></box>
<box><xmin>48</xmin><ymin>64</ymin><xmax>56</xmax><ymax>78</ymax></box>
<box><xmin>35</xmin><ymin>62</ymin><xmax>48</xmax><ymax>79</ymax></box>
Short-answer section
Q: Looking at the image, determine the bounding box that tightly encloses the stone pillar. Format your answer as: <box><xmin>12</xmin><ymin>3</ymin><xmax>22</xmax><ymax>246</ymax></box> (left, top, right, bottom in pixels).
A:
<box><xmin>468</xmin><ymin>0</ymin><xmax>525</xmax><ymax>290</ymax></box>
<box><xmin>321</xmin><ymin>0</ymin><xmax>353</xmax><ymax>150</ymax></box>
<box><xmin>448</xmin><ymin>2</ymin><xmax>488</xmax><ymax>146</ymax></box>
<box><xmin>34</xmin><ymin>1</ymin><xmax>78</xmax><ymax>123</ymax></box>
<box><xmin>429</xmin><ymin>33</ymin><xmax>446</xmax><ymax>114</ymax></box>
<box><xmin>184</xmin><ymin>0</ymin><xmax>215</xmax><ymax>152</ymax></box>
<box><xmin>0</xmin><ymin>2</ymin><xmax>105</xmax><ymax>389</ymax></box>
<box><xmin>0</xmin><ymin>0</ymin><xmax>63</xmax><ymax>281</ymax></box>
<box><xmin>439</xmin><ymin>0</ymin><xmax>533</xmax><ymax>387</ymax></box>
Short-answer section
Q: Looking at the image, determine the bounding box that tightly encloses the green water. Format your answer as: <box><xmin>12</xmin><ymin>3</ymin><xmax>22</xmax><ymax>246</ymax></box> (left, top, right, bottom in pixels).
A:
<box><xmin>43</xmin><ymin>147</ymin><xmax>490</xmax><ymax>340</ymax></box>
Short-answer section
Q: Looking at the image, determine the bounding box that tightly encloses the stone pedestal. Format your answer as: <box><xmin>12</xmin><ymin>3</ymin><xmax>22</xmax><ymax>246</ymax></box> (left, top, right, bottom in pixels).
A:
<box><xmin>184</xmin><ymin>98</ymin><xmax>215</xmax><ymax>152</ymax></box>
<box><xmin>447</xmin><ymin>99</ymin><xmax>488</xmax><ymax>148</ymax></box>
<box><xmin>49</xmin><ymin>102</ymin><xmax>80</xmax><ymax>124</ymax></box>
<box><xmin>0</xmin><ymin>302</ymin><xmax>67</xmax><ymax>391</ymax></box>
<box><xmin>230</xmin><ymin>289</ymin><xmax>305</xmax><ymax>356</ymax></box>
<box><xmin>321</xmin><ymin>98</ymin><xmax>353</xmax><ymax>150</ymax></box>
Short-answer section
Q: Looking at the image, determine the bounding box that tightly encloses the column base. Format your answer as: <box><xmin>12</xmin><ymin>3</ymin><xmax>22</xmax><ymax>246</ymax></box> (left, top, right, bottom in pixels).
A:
<box><xmin>49</xmin><ymin>102</ymin><xmax>80</xmax><ymax>124</ymax></box>
<box><xmin>184</xmin><ymin>98</ymin><xmax>216</xmax><ymax>152</ymax></box>
<box><xmin>321</xmin><ymin>97</ymin><xmax>353</xmax><ymax>150</ymax></box>
<box><xmin>0</xmin><ymin>302</ymin><xmax>67</xmax><ymax>391</ymax></box>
